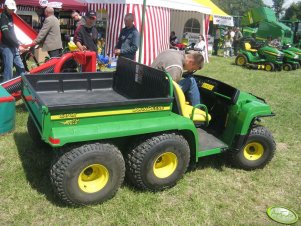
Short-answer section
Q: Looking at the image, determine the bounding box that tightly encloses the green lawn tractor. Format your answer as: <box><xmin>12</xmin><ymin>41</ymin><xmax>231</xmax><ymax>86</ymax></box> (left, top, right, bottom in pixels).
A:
<box><xmin>281</xmin><ymin>48</ymin><xmax>300</xmax><ymax>71</ymax></box>
<box><xmin>235</xmin><ymin>41</ymin><xmax>284</xmax><ymax>71</ymax></box>
<box><xmin>283</xmin><ymin>45</ymin><xmax>301</xmax><ymax>69</ymax></box>
<box><xmin>21</xmin><ymin>57</ymin><xmax>276</xmax><ymax>206</ymax></box>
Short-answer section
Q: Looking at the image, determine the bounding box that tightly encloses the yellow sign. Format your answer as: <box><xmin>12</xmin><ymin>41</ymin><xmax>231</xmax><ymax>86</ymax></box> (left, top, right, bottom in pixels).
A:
<box><xmin>201</xmin><ymin>83</ymin><xmax>215</xmax><ymax>91</ymax></box>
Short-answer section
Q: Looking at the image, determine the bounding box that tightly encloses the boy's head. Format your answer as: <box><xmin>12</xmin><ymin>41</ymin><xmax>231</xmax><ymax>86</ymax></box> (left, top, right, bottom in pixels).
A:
<box><xmin>184</xmin><ymin>52</ymin><xmax>204</xmax><ymax>73</ymax></box>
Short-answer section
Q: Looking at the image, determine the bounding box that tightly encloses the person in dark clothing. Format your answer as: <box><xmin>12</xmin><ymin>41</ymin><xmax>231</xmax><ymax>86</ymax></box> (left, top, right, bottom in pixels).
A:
<box><xmin>74</xmin><ymin>10</ymin><xmax>98</xmax><ymax>53</ymax></box>
<box><xmin>212</xmin><ymin>25</ymin><xmax>221</xmax><ymax>56</ymax></box>
<box><xmin>0</xmin><ymin>0</ymin><xmax>25</xmax><ymax>82</ymax></box>
<box><xmin>114</xmin><ymin>13</ymin><xmax>139</xmax><ymax>60</ymax></box>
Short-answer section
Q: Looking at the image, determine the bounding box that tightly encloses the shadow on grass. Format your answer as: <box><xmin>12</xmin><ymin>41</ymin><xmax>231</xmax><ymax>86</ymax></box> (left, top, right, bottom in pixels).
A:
<box><xmin>190</xmin><ymin>153</ymin><xmax>232</xmax><ymax>172</ymax></box>
<box><xmin>13</xmin><ymin>132</ymin><xmax>66</xmax><ymax>207</ymax></box>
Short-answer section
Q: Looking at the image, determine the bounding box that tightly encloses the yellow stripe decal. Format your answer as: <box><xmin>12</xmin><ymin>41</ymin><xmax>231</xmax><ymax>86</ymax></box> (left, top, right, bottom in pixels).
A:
<box><xmin>263</xmin><ymin>51</ymin><xmax>279</xmax><ymax>56</ymax></box>
<box><xmin>51</xmin><ymin>106</ymin><xmax>171</xmax><ymax>120</ymax></box>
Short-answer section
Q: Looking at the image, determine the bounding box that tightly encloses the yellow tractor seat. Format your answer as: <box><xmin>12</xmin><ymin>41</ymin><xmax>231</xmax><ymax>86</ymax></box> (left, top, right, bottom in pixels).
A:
<box><xmin>173</xmin><ymin>81</ymin><xmax>211</xmax><ymax>123</ymax></box>
<box><xmin>245</xmin><ymin>43</ymin><xmax>257</xmax><ymax>52</ymax></box>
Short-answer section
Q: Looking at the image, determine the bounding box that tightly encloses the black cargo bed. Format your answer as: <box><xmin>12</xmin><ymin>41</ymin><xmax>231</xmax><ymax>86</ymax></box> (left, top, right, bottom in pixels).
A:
<box><xmin>23</xmin><ymin>58</ymin><xmax>172</xmax><ymax>111</ymax></box>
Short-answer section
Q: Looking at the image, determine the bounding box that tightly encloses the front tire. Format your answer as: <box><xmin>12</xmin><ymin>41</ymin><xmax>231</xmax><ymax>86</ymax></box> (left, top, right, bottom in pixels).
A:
<box><xmin>126</xmin><ymin>133</ymin><xmax>190</xmax><ymax>191</ymax></box>
<box><xmin>231</xmin><ymin>126</ymin><xmax>276</xmax><ymax>170</ymax></box>
<box><xmin>50</xmin><ymin>143</ymin><xmax>125</xmax><ymax>206</ymax></box>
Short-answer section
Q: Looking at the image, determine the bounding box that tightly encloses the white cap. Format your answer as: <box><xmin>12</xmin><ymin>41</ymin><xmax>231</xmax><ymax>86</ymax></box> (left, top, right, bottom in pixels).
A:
<box><xmin>5</xmin><ymin>0</ymin><xmax>17</xmax><ymax>12</ymax></box>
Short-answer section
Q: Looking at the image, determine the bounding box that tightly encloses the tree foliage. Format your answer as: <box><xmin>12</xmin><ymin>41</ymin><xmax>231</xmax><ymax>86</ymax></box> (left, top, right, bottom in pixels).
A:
<box><xmin>272</xmin><ymin>0</ymin><xmax>285</xmax><ymax>19</ymax></box>
<box><xmin>211</xmin><ymin>0</ymin><xmax>265</xmax><ymax>16</ymax></box>
<box><xmin>283</xmin><ymin>2</ymin><xmax>301</xmax><ymax>20</ymax></box>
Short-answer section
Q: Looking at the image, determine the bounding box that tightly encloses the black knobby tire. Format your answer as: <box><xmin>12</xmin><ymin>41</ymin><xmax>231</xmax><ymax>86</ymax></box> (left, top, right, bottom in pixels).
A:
<box><xmin>235</xmin><ymin>54</ymin><xmax>248</xmax><ymax>66</ymax></box>
<box><xmin>50</xmin><ymin>143</ymin><xmax>125</xmax><ymax>206</ymax></box>
<box><xmin>126</xmin><ymin>133</ymin><xmax>190</xmax><ymax>191</ymax></box>
<box><xmin>27</xmin><ymin>116</ymin><xmax>47</xmax><ymax>147</ymax></box>
<box><xmin>264</xmin><ymin>62</ymin><xmax>275</xmax><ymax>72</ymax></box>
<box><xmin>231</xmin><ymin>126</ymin><xmax>276</xmax><ymax>170</ymax></box>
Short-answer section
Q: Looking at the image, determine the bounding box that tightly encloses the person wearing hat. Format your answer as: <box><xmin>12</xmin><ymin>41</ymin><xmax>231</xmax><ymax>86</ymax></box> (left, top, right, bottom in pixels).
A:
<box><xmin>33</xmin><ymin>7</ymin><xmax>63</xmax><ymax>58</ymax></box>
<box><xmin>74</xmin><ymin>10</ymin><xmax>98</xmax><ymax>53</ymax></box>
<box><xmin>0</xmin><ymin>0</ymin><xmax>25</xmax><ymax>82</ymax></box>
<box><xmin>114</xmin><ymin>13</ymin><xmax>139</xmax><ymax>60</ymax></box>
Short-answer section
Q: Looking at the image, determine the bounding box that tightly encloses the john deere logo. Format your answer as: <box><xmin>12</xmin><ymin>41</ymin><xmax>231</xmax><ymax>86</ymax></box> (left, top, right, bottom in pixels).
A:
<box><xmin>267</xmin><ymin>207</ymin><xmax>299</xmax><ymax>224</ymax></box>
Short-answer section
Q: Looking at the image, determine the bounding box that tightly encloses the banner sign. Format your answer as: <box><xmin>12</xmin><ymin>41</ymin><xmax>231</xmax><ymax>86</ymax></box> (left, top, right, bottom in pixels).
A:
<box><xmin>213</xmin><ymin>15</ymin><xmax>234</xmax><ymax>26</ymax></box>
<box><xmin>39</xmin><ymin>0</ymin><xmax>63</xmax><ymax>9</ymax></box>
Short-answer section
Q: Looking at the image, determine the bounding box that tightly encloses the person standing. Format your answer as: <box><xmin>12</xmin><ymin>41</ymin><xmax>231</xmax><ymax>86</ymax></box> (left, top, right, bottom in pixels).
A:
<box><xmin>233</xmin><ymin>27</ymin><xmax>243</xmax><ymax>56</ymax></box>
<box><xmin>152</xmin><ymin>49</ymin><xmax>204</xmax><ymax>106</ymax></box>
<box><xmin>229</xmin><ymin>27</ymin><xmax>235</xmax><ymax>57</ymax></box>
<box><xmin>33</xmin><ymin>7</ymin><xmax>63</xmax><ymax>58</ymax></box>
<box><xmin>71</xmin><ymin>10</ymin><xmax>82</xmax><ymax>27</ymax></box>
<box><xmin>74</xmin><ymin>10</ymin><xmax>98</xmax><ymax>53</ymax></box>
<box><xmin>212</xmin><ymin>25</ymin><xmax>221</xmax><ymax>56</ymax></box>
<box><xmin>223</xmin><ymin>32</ymin><xmax>233</xmax><ymax>57</ymax></box>
<box><xmin>114</xmin><ymin>13</ymin><xmax>139</xmax><ymax>60</ymax></box>
<box><xmin>0</xmin><ymin>0</ymin><xmax>25</xmax><ymax>82</ymax></box>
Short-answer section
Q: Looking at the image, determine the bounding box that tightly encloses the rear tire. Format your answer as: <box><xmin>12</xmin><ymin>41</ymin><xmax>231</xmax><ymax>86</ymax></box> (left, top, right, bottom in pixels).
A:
<box><xmin>235</xmin><ymin>54</ymin><xmax>248</xmax><ymax>66</ymax></box>
<box><xmin>283</xmin><ymin>63</ymin><xmax>292</xmax><ymax>71</ymax></box>
<box><xmin>126</xmin><ymin>133</ymin><xmax>190</xmax><ymax>191</ymax></box>
<box><xmin>50</xmin><ymin>143</ymin><xmax>125</xmax><ymax>206</ymax></box>
<box><xmin>231</xmin><ymin>126</ymin><xmax>276</xmax><ymax>170</ymax></box>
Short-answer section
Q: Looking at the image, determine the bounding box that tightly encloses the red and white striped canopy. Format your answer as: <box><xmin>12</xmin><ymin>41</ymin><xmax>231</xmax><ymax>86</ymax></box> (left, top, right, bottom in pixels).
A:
<box><xmin>87</xmin><ymin>1</ymin><xmax>211</xmax><ymax>65</ymax></box>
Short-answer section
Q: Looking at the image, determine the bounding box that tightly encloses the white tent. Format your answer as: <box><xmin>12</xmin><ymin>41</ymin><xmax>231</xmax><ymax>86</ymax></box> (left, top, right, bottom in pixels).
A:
<box><xmin>79</xmin><ymin>0</ymin><xmax>211</xmax><ymax>64</ymax></box>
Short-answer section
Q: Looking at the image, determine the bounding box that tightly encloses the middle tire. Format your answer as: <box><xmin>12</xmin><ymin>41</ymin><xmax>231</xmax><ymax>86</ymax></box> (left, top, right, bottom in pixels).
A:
<box><xmin>126</xmin><ymin>133</ymin><xmax>190</xmax><ymax>191</ymax></box>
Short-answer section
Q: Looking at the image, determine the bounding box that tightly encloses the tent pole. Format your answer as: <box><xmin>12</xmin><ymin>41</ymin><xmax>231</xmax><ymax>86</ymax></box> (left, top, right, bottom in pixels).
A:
<box><xmin>138</xmin><ymin>0</ymin><xmax>146</xmax><ymax>63</ymax></box>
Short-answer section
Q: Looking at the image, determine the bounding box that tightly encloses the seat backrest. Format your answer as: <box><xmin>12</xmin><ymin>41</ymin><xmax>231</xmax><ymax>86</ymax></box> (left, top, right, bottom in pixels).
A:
<box><xmin>114</xmin><ymin>57</ymin><xmax>170</xmax><ymax>99</ymax></box>
<box><xmin>245</xmin><ymin>42</ymin><xmax>251</xmax><ymax>51</ymax></box>
<box><xmin>172</xmin><ymin>81</ymin><xmax>187</xmax><ymax>115</ymax></box>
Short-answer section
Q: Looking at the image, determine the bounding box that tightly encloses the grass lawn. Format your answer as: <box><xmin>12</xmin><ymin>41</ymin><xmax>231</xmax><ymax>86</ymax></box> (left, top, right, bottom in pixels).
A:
<box><xmin>0</xmin><ymin>56</ymin><xmax>300</xmax><ymax>225</ymax></box>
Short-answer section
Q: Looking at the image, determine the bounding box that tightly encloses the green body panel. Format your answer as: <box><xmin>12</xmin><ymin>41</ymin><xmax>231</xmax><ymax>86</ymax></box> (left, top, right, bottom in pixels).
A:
<box><xmin>241</xmin><ymin>7</ymin><xmax>294</xmax><ymax>45</ymax></box>
<box><xmin>241</xmin><ymin>7</ymin><xmax>277</xmax><ymax>26</ymax></box>
<box><xmin>45</xmin><ymin>110</ymin><xmax>199</xmax><ymax>148</ymax></box>
<box><xmin>282</xmin><ymin>49</ymin><xmax>300</xmax><ymax>65</ymax></box>
<box><xmin>220</xmin><ymin>91</ymin><xmax>273</xmax><ymax>146</ymax></box>
<box><xmin>256</xmin><ymin>21</ymin><xmax>293</xmax><ymax>45</ymax></box>
<box><xmin>287</xmin><ymin>47</ymin><xmax>301</xmax><ymax>62</ymax></box>
<box><xmin>0</xmin><ymin>86</ymin><xmax>15</xmax><ymax>134</ymax></box>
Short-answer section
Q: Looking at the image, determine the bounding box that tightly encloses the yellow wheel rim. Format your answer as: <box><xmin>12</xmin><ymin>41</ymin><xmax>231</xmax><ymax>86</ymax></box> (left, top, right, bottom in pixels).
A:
<box><xmin>265</xmin><ymin>65</ymin><xmax>272</xmax><ymax>71</ymax></box>
<box><xmin>237</xmin><ymin>57</ymin><xmax>246</xmax><ymax>66</ymax></box>
<box><xmin>153</xmin><ymin>152</ymin><xmax>178</xmax><ymax>179</ymax></box>
<box><xmin>243</xmin><ymin>142</ymin><xmax>264</xmax><ymax>161</ymax></box>
<box><xmin>78</xmin><ymin>164</ymin><xmax>109</xmax><ymax>193</ymax></box>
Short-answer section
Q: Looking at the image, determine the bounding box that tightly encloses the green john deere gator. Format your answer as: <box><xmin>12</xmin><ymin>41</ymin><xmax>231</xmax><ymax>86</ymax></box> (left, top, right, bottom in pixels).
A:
<box><xmin>22</xmin><ymin>57</ymin><xmax>276</xmax><ymax>206</ymax></box>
